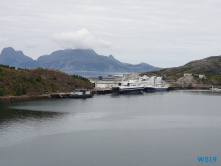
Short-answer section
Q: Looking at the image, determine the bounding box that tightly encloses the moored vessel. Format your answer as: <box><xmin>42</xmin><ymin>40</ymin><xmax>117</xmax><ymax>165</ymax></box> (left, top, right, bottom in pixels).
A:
<box><xmin>144</xmin><ymin>85</ymin><xmax>169</xmax><ymax>92</ymax></box>
<box><xmin>139</xmin><ymin>75</ymin><xmax>169</xmax><ymax>92</ymax></box>
<box><xmin>210</xmin><ymin>86</ymin><xmax>221</xmax><ymax>92</ymax></box>
<box><xmin>111</xmin><ymin>76</ymin><xmax>144</xmax><ymax>94</ymax></box>
<box><xmin>69</xmin><ymin>89</ymin><xmax>93</xmax><ymax>98</ymax></box>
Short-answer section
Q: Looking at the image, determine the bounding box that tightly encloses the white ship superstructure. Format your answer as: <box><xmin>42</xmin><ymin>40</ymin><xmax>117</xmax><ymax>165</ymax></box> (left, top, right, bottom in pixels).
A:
<box><xmin>139</xmin><ymin>75</ymin><xmax>169</xmax><ymax>92</ymax></box>
<box><xmin>111</xmin><ymin>74</ymin><xmax>144</xmax><ymax>93</ymax></box>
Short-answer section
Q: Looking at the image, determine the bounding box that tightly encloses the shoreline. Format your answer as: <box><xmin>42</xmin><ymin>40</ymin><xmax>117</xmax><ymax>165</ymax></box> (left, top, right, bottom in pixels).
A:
<box><xmin>0</xmin><ymin>86</ymin><xmax>214</xmax><ymax>102</ymax></box>
<box><xmin>0</xmin><ymin>94</ymin><xmax>51</xmax><ymax>102</ymax></box>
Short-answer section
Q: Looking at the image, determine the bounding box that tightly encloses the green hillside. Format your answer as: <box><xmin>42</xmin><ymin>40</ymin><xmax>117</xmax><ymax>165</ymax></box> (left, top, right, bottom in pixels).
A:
<box><xmin>141</xmin><ymin>55</ymin><xmax>221</xmax><ymax>85</ymax></box>
<box><xmin>0</xmin><ymin>65</ymin><xmax>93</xmax><ymax>96</ymax></box>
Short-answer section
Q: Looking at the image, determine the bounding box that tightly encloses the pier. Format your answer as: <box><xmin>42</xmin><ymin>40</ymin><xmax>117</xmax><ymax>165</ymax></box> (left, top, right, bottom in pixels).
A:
<box><xmin>92</xmin><ymin>88</ymin><xmax>112</xmax><ymax>94</ymax></box>
<box><xmin>50</xmin><ymin>92</ymin><xmax>71</xmax><ymax>98</ymax></box>
<box><xmin>50</xmin><ymin>86</ymin><xmax>212</xmax><ymax>98</ymax></box>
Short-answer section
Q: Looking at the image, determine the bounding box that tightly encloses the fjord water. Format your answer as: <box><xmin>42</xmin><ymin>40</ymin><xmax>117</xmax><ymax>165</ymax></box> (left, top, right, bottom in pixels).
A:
<box><xmin>0</xmin><ymin>90</ymin><xmax>221</xmax><ymax>166</ymax></box>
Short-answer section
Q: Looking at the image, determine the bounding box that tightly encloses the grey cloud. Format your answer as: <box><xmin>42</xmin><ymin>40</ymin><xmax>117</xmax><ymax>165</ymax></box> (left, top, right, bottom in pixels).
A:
<box><xmin>24</xmin><ymin>41</ymin><xmax>39</xmax><ymax>48</ymax></box>
<box><xmin>52</xmin><ymin>28</ymin><xmax>112</xmax><ymax>49</ymax></box>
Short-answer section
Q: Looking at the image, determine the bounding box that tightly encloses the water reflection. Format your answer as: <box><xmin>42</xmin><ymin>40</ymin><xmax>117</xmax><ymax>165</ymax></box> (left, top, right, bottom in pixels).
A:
<box><xmin>110</xmin><ymin>92</ymin><xmax>143</xmax><ymax>98</ymax></box>
<box><xmin>0</xmin><ymin>102</ymin><xmax>66</xmax><ymax>125</ymax></box>
<box><xmin>0</xmin><ymin>101</ymin><xmax>69</xmax><ymax>147</ymax></box>
<box><xmin>110</xmin><ymin>91</ymin><xmax>170</xmax><ymax>98</ymax></box>
<box><xmin>0</xmin><ymin>99</ymin><xmax>111</xmax><ymax>148</ymax></box>
<box><xmin>182</xmin><ymin>89</ymin><xmax>221</xmax><ymax>96</ymax></box>
<box><xmin>8</xmin><ymin>98</ymin><xmax>90</xmax><ymax>113</ymax></box>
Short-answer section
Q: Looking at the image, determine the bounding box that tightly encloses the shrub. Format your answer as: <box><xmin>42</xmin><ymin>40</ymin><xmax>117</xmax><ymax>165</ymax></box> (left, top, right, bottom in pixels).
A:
<box><xmin>0</xmin><ymin>87</ymin><xmax>5</xmax><ymax>96</ymax></box>
<box><xmin>22</xmin><ymin>87</ymin><xmax>27</xmax><ymax>94</ymax></box>
<box><xmin>16</xmin><ymin>87</ymin><xmax>22</xmax><ymax>96</ymax></box>
<box><xmin>0</xmin><ymin>67</ymin><xmax>6</xmax><ymax>76</ymax></box>
<box><xmin>71</xmin><ymin>74</ymin><xmax>90</xmax><ymax>82</ymax></box>
<box><xmin>22</xmin><ymin>76</ymin><xmax>27</xmax><ymax>81</ymax></box>
<box><xmin>35</xmin><ymin>75</ymin><xmax>42</xmax><ymax>82</ymax></box>
<box><xmin>52</xmin><ymin>76</ymin><xmax>57</xmax><ymax>80</ymax></box>
<box><xmin>28</xmin><ymin>76</ymin><xmax>36</xmax><ymax>84</ymax></box>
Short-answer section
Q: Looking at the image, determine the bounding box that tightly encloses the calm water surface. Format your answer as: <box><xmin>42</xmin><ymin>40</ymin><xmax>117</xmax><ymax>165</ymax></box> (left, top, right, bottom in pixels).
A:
<box><xmin>0</xmin><ymin>90</ymin><xmax>221</xmax><ymax>166</ymax></box>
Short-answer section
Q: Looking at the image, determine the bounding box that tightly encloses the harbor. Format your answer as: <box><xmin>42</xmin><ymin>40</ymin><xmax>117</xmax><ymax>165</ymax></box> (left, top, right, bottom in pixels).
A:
<box><xmin>50</xmin><ymin>74</ymin><xmax>215</xmax><ymax>98</ymax></box>
<box><xmin>0</xmin><ymin>74</ymin><xmax>217</xmax><ymax>102</ymax></box>
<box><xmin>48</xmin><ymin>73</ymin><xmax>221</xmax><ymax>98</ymax></box>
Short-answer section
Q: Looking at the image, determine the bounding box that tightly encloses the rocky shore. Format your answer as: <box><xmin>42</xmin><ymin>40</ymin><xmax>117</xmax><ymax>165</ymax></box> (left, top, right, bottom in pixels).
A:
<box><xmin>0</xmin><ymin>94</ymin><xmax>50</xmax><ymax>102</ymax></box>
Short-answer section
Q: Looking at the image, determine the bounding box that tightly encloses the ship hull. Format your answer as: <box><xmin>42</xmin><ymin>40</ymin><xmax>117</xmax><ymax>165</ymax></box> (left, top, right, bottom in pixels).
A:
<box><xmin>112</xmin><ymin>86</ymin><xmax>144</xmax><ymax>94</ymax></box>
<box><xmin>144</xmin><ymin>87</ymin><xmax>168</xmax><ymax>92</ymax></box>
<box><xmin>69</xmin><ymin>94</ymin><xmax>92</xmax><ymax>98</ymax></box>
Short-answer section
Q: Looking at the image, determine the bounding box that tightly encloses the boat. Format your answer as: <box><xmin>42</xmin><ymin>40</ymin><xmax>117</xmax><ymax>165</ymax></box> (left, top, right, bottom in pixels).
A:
<box><xmin>69</xmin><ymin>89</ymin><xmax>93</xmax><ymax>98</ymax></box>
<box><xmin>112</xmin><ymin>76</ymin><xmax>144</xmax><ymax>94</ymax></box>
<box><xmin>139</xmin><ymin>75</ymin><xmax>169</xmax><ymax>92</ymax></box>
<box><xmin>210</xmin><ymin>86</ymin><xmax>221</xmax><ymax>91</ymax></box>
<box><xmin>144</xmin><ymin>84</ymin><xmax>169</xmax><ymax>92</ymax></box>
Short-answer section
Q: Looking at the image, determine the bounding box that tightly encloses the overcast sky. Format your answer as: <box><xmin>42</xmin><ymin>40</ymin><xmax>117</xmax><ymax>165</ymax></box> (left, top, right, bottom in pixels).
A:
<box><xmin>1</xmin><ymin>0</ymin><xmax>221</xmax><ymax>67</ymax></box>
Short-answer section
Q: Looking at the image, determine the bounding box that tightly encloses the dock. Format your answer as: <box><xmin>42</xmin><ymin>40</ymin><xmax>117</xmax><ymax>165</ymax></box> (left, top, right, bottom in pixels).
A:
<box><xmin>49</xmin><ymin>86</ymin><xmax>212</xmax><ymax>98</ymax></box>
<box><xmin>92</xmin><ymin>88</ymin><xmax>112</xmax><ymax>94</ymax></box>
<box><xmin>50</xmin><ymin>92</ymin><xmax>71</xmax><ymax>98</ymax></box>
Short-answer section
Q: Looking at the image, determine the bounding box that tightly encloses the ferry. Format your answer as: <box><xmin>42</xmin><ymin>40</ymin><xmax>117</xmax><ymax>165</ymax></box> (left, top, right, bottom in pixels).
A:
<box><xmin>111</xmin><ymin>79</ymin><xmax>144</xmax><ymax>94</ymax></box>
<box><xmin>69</xmin><ymin>89</ymin><xmax>92</xmax><ymax>98</ymax></box>
<box><xmin>139</xmin><ymin>75</ymin><xmax>169</xmax><ymax>92</ymax></box>
<box><xmin>144</xmin><ymin>85</ymin><xmax>169</xmax><ymax>92</ymax></box>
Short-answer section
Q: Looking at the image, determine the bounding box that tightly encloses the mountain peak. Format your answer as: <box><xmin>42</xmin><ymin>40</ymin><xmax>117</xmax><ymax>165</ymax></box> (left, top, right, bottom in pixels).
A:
<box><xmin>1</xmin><ymin>47</ymin><xmax>15</xmax><ymax>55</ymax></box>
<box><xmin>108</xmin><ymin>54</ymin><xmax>115</xmax><ymax>59</ymax></box>
<box><xmin>73</xmin><ymin>48</ymin><xmax>97</xmax><ymax>55</ymax></box>
<box><xmin>0</xmin><ymin>47</ymin><xmax>33</xmax><ymax>67</ymax></box>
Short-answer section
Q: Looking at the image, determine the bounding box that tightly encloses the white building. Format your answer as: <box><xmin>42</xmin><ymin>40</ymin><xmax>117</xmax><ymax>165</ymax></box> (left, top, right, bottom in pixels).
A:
<box><xmin>90</xmin><ymin>76</ymin><xmax>122</xmax><ymax>89</ymax></box>
<box><xmin>199</xmin><ymin>74</ymin><xmax>206</xmax><ymax>79</ymax></box>
<box><xmin>184</xmin><ymin>73</ymin><xmax>192</xmax><ymax>77</ymax></box>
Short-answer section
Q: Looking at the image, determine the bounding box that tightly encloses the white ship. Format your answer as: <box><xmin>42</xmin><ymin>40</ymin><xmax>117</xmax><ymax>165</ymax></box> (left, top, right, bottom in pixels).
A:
<box><xmin>139</xmin><ymin>75</ymin><xmax>169</xmax><ymax>92</ymax></box>
<box><xmin>111</xmin><ymin>75</ymin><xmax>144</xmax><ymax>94</ymax></box>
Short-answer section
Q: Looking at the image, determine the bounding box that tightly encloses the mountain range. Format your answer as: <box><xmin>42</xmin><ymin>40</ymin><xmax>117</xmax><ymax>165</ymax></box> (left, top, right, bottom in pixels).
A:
<box><xmin>0</xmin><ymin>47</ymin><xmax>159</xmax><ymax>73</ymax></box>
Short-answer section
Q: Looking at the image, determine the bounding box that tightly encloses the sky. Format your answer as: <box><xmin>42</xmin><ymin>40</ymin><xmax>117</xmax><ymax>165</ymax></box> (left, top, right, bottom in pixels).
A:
<box><xmin>1</xmin><ymin>0</ymin><xmax>221</xmax><ymax>68</ymax></box>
